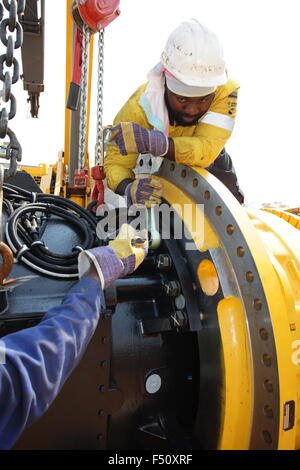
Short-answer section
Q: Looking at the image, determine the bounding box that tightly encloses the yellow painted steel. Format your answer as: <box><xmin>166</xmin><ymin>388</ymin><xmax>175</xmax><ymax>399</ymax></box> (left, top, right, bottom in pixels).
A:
<box><xmin>19</xmin><ymin>163</ymin><xmax>48</xmax><ymax>177</ymax></box>
<box><xmin>155</xmin><ymin>177</ymin><xmax>219</xmax><ymax>252</ymax></box>
<box><xmin>160</xmin><ymin>166</ymin><xmax>300</xmax><ymax>449</ymax></box>
<box><xmin>160</xmin><ymin>173</ymin><xmax>253</xmax><ymax>450</ymax></box>
<box><xmin>217</xmin><ymin>297</ymin><xmax>253</xmax><ymax>450</ymax></box>
<box><xmin>197</xmin><ymin>170</ymin><xmax>300</xmax><ymax>450</ymax></box>
<box><xmin>19</xmin><ymin>163</ymin><xmax>53</xmax><ymax>193</ymax></box>
<box><xmin>197</xmin><ymin>259</ymin><xmax>219</xmax><ymax>296</ymax></box>
<box><xmin>246</xmin><ymin>208</ymin><xmax>300</xmax><ymax>450</ymax></box>
<box><xmin>262</xmin><ymin>207</ymin><xmax>300</xmax><ymax>231</ymax></box>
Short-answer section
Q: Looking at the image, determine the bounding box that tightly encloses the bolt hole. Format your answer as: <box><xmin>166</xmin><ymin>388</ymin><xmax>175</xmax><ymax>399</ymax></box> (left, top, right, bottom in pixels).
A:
<box><xmin>193</xmin><ymin>178</ymin><xmax>199</xmax><ymax>187</ymax></box>
<box><xmin>261</xmin><ymin>430</ymin><xmax>272</xmax><ymax>445</ymax></box>
<box><xmin>204</xmin><ymin>190</ymin><xmax>210</xmax><ymax>200</ymax></box>
<box><xmin>263</xmin><ymin>405</ymin><xmax>274</xmax><ymax>419</ymax></box>
<box><xmin>264</xmin><ymin>379</ymin><xmax>274</xmax><ymax>393</ymax></box>
<box><xmin>246</xmin><ymin>271</ymin><xmax>254</xmax><ymax>282</ymax></box>
<box><xmin>181</xmin><ymin>169</ymin><xmax>187</xmax><ymax>178</ymax></box>
<box><xmin>227</xmin><ymin>224</ymin><xmax>234</xmax><ymax>235</ymax></box>
<box><xmin>237</xmin><ymin>246</ymin><xmax>245</xmax><ymax>257</ymax></box>
<box><xmin>262</xmin><ymin>354</ymin><xmax>272</xmax><ymax>367</ymax></box>
<box><xmin>215</xmin><ymin>205</ymin><xmax>222</xmax><ymax>215</ymax></box>
<box><xmin>170</xmin><ymin>163</ymin><xmax>175</xmax><ymax>171</ymax></box>
<box><xmin>254</xmin><ymin>298</ymin><xmax>262</xmax><ymax>311</ymax></box>
<box><xmin>259</xmin><ymin>328</ymin><xmax>269</xmax><ymax>340</ymax></box>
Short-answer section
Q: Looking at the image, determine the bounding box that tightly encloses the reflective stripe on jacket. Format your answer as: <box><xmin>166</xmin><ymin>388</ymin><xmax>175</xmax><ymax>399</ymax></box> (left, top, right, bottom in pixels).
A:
<box><xmin>104</xmin><ymin>79</ymin><xmax>239</xmax><ymax>191</ymax></box>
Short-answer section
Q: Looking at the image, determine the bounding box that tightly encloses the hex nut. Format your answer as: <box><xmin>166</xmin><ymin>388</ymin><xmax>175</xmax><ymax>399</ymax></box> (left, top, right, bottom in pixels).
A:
<box><xmin>163</xmin><ymin>280</ymin><xmax>181</xmax><ymax>296</ymax></box>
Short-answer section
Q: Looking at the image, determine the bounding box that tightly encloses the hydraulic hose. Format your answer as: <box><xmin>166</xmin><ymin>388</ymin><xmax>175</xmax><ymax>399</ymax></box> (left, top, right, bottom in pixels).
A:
<box><xmin>3</xmin><ymin>183</ymin><xmax>98</xmax><ymax>279</ymax></box>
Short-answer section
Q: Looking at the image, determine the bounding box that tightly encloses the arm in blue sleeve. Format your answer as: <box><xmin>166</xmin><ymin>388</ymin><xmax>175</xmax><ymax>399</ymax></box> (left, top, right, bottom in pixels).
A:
<box><xmin>0</xmin><ymin>276</ymin><xmax>104</xmax><ymax>450</ymax></box>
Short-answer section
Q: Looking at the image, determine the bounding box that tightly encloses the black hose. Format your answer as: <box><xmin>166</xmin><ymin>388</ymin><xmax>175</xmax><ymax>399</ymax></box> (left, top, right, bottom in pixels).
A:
<box><xmin>3</xmin><ymin>184</ymin><xmax>99</xmax><ymax>279</ymax></box>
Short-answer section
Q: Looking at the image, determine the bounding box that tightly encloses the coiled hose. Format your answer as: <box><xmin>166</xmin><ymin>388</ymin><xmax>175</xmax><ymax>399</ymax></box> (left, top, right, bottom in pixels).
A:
<box><xmin>3</xmin><ymin>183</ymin><xmax>98</xmax><ymax>279</ymax></box>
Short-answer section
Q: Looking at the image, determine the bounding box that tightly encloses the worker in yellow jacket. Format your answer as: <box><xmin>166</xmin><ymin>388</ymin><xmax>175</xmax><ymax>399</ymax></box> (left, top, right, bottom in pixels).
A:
<box><xmin>105</xmin><ymin>19</ymin><xmax>244</xmax><ymax>206</ymax></box>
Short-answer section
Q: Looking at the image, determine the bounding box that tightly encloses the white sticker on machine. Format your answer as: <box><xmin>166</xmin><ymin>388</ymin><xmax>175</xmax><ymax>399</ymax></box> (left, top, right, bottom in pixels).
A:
<box><xmin>283</xmin><ymin>400</ymin><xmax>295</xmax><ymax>431</ymax></box>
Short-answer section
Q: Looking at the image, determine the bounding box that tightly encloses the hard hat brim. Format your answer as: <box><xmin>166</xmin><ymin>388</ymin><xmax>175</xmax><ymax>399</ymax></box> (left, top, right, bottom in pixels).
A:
<box><xmin>165</xmin><ymin>75</ymin><xmax>217</xmax><ymax>97</ymax></box>
<box><xmin>161</xmin><ymin>59</ymin><xmax>228</xmax><ymax>87</ymax></box>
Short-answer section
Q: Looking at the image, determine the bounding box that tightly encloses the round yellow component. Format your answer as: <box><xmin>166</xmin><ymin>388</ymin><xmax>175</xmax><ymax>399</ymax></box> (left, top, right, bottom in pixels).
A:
<box><xmin>197</xmin><ymin>259</ymin><xmax>219</xmax><ymax>296</ymax></box>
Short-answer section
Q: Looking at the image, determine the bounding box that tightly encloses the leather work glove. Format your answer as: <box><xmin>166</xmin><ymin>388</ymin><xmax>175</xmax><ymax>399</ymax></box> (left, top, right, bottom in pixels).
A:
<box><xmin>78</xmin><ymin>224</ymin><xmax>148</xmax><ymax>289</ymax></box>
<box><xmin>109</xmin><ymin>122</ymin><xmax>169</xmax><ymax>157</ymax></box>
<box><xmin>125</xmin><ymin>176</ymin><xmax>163</xmax><ymax>208</ymax></box>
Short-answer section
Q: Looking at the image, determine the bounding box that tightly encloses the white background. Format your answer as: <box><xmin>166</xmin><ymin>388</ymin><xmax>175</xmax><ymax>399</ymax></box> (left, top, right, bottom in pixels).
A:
<box><xmin>9</xmin><ymin>0</ymin><xmax>300</xmax><ymax>206</ymax></box>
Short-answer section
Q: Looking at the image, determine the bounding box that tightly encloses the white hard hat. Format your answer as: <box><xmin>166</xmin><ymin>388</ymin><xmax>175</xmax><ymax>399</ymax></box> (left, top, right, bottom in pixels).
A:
<box><xmin>161</xmin><ymin>19</ymin><xmax>227</xmax><ymax>87</ymax></box>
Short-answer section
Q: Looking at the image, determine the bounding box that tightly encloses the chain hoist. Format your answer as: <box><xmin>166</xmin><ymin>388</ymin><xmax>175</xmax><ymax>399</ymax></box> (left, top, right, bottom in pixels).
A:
<box><xmin>78</xmin><ymin>22</ymin><xmax>90</xmax><ymax>171</ymax></box>
<box><xmin>0</xmin><ymin>0</ymin><xmax>25</xmax><ymax>180</ymax></box>
<box><xmin>90</xmin><ymin>28</ymin><xmax>106</xmax><ymax>211</ymax></box>
<box><xmin>76</xmin><ymin>25</ymin><xmax>106</xmax><ymax>206</ymax></box>
<box><xmin>70</xmin><ymin>0</ymin><xmax>120</xmax><ymax>208</ymax></box>
<box><xmin>78</xmin><ymin>24</ymin><xmax>105</xmax><ymax>170</ymax></box>
<box><xmin>95</xmin><ymin>28</ymin><xmax>104</xmax><ymax>166</ymax></box>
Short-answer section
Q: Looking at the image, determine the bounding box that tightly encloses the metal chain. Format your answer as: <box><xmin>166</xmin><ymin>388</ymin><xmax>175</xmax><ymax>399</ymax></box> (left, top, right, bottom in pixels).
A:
<box><xmin>0</xmin><ymin>0</ymin><xmax>25</xmax><ymax>179</ymax></box>
<box><xmin>78</xmin><ymin>22</ymin><xmax>90</xmax><ymax>170</ymax></box>
<box><xmin>95</xmin><ymin>28</ymin><xmax>104</xmax><ymax>166</ymax></box>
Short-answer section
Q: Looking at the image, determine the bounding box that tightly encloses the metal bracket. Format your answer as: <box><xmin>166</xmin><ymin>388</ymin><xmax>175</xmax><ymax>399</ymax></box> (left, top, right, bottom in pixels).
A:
<box><xmin>20</xmin><ymin>0</ymin><xmax>45</xmax><ymax>117</ymax></box>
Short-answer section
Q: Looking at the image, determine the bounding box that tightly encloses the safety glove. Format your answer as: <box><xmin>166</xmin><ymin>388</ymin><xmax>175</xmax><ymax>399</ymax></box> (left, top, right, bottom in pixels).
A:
<box><xmin>125</xmin><ymin>176</ymin><xmax>163</xmax><ymax>208</ymax></box>
<box><xmin>78</xmin><ymin>224</ymin><xmax>148</xmax><ymax>289</ymax></box>
<box><xmin>109</xmin><ymin>122</ymin><xmax>169</xmax><ymax>157</ymax></box>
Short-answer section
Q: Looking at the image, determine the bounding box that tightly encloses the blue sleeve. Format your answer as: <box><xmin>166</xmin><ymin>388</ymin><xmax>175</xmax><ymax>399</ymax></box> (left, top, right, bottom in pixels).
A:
<box><xmin>0</xmin><ymin>277</ymin><xmax>104</xmax><ymax>450</ymax></box>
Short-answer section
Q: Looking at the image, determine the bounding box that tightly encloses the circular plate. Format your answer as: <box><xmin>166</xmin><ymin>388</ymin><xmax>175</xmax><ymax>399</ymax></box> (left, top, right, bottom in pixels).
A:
<box><xmin>158</xmin><ymin>160</ymin><xmax>280</xmax><ymax>450</ymax></box>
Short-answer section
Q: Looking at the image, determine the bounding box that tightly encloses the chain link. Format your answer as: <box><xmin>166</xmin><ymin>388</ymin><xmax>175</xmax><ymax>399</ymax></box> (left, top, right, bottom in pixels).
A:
<box><xmin>0</xmin><ymin>0</ymin><xmax>24</xmax><ymax>179</ymax></box>
<box><xmin>78</xmin><ymin>22</ymin><xmax>90</xmax><ymax>170</ymax></box>
<box><xmin>78</xmin><ymin>27</ymin><xmax>105</xmax><ymax>168</ymax></box>
<box><xmin>95</xmin><ymin>28</ymin><xmax>104</xmax><ymax>166</ymax></box>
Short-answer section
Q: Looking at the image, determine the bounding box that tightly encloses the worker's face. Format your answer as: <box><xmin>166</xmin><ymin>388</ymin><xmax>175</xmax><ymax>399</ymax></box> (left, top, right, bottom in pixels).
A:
<box><xmin>165</xmin><ymin>89</ymin><xmax>215</xmax><ymax>126</ymax></box>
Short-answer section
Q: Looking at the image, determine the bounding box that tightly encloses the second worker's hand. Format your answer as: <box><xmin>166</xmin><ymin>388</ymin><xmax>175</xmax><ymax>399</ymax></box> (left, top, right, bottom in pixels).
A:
<box><xmin>78</xmin><ymin>224</ymin><xmax>148</xmax><ymax>289</ymax></box>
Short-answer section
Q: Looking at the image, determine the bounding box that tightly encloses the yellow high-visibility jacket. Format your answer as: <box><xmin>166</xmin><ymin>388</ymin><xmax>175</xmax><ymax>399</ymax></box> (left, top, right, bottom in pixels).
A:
<box><xmin>104</xmin><ymin>79</ymin><xmax>239</xmax><ymax>192</ymax></box>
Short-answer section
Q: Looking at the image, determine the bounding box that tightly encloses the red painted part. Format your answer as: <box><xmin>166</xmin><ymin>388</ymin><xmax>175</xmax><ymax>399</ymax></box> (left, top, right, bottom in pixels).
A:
<box><xmin>72</xmin><ymin>28</ymin><xmax>83</xmax><ymax>85</ymax></box>
<box><xmin>91</xmin><ymin>165</ymin><xmax>106</xmax><ymax>209</ymax></box>
<box><xmin>78</xmin><ymin>0</ymin><xmax>120</xmax><ymax>31</ymax></box>
<box><xmin>74</xmin><ymin>168</ymin><xmax>90</xmax><ymax>188</ymax></box>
